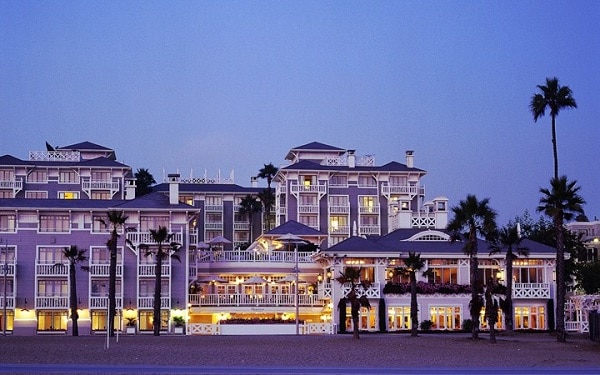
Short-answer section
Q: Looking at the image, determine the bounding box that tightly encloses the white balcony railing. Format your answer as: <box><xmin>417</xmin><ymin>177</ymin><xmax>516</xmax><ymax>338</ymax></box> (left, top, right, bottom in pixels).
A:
<box><xmin>82</xmin><ymin>180</ymin><xmax>120</xmax><ymax>191</ymax></box>
<box><xmin>359</xmin><ymin>205</ymin><xmax>380</xmax><ymax>214</ymax></box>
<box><xmin>127</xmin><ymin>231</ymin><xmax>184</xmax><ymax>247</ymax></box>
<box><xmin>0</xmin><ymin>178</ymin><xmax>23</xmax><ymax>191</ymax></box>
<box><xmin>359</xmin><ymin>225</ymin><xmax>380</xmax><ymax>235</ymax></box>
<box><xmin>194</xmin><ymin>249</ymin><xmax>317</xmax><ymax>264</ymax></box>
<box><xmin>298</xmin><ymin>205</ymin><xmax>319</xmax><ymax>214</ymax></box>
<box><xmin>0</xmin><ymin>296</ymin><xmax>15</xmax><ymax>309</ymax></box>
<box><xmin>290</xmin><ymin>183</ymin><xmax>327</xmax><ymax>194</ymax></box>
<box><xmin>205</xmin><ymin>222</ymin><xmax>223</xmax><ymax>230</ymax></box>
<box><xmin>189</xmin><ymin>293</ymin><xmax>322</xmax><ymax>307</ymax></box>
<box><xmin>329</xmin><ymin>225</ymin><xmax>350</xmax><ymax>235</ymax></box>
<box><xmin>89</xmin><ymin>297</ymin><xmax>123</xmax><ymax>309</ymax></box>
<box><xmin>204</xmin><ymin>205</ymin><xmax>223</xmax><ymax>212</ymax></box>
<box><xmin>138</xmin><ymin>296</ymin><xmax>171</xmax><ymax>309</ymax></box>
<box><xmin>89</xmin><ymin>264</ymin><xmax>123</xmax><ymax>277</ymax></box>
<box><xmin>234</xmin><ymin>222</ymin><xmax>250</xmax><ymax>231</ymax></box>
<box><xmin>36</xmin><ymin>263</ymin><xmax>69</xmax><ymax>276</ymax></box>
<box><xmin>36</xmin><ymin>296</ymin><xmax>69</xmax><ymax>309</ymax></box>
<box><xmin>138</xmin><ymin>264</ymin><xmax>171</xmax><ymax>277</ymax></box>
<box><xmin>329</xmin><ymin>205</ymin><xmax>350</xmax><ymax>214</ymax></box>
<box><xmin>513</xmin><ymin>283</ymin><xmax>551</xmax><ymax>298</ymax></box>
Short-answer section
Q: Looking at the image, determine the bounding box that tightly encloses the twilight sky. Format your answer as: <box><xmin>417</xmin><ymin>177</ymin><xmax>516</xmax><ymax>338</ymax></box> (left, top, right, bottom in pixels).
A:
<box><xmin>1</xmin><ymin>1</ymin><xmax>599</xmax><ymax>225</ymax></box>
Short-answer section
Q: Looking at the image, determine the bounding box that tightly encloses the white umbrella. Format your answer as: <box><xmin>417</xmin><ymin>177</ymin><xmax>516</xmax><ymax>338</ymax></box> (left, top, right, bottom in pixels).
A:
<box><xmin>243</xmin><ymin>275</ymin><xmax>268</xmax><ymax>284</ymax></box>
<box><xmin>275</xmin><ymin>233</ymin><xmax>306</xmax><ymax>244</ymax></box>
<box><xmin>197</xmin><ymin>241</ymin><xmax>210</xmax><ymax>249</ymax></box>
<box><xmin>208</xmin><ymin>236</ymin><xmax>232</xmax><ymax>245</ymax></box>
<box><xmin>198</xmin><ymin>274</ymin><xmax>227</xmax><ymax>283</ymax></box>
<box><xmin>276</xmin><ymin>274</ymin><xmax>305</xmax><ymax>283</ymax></box>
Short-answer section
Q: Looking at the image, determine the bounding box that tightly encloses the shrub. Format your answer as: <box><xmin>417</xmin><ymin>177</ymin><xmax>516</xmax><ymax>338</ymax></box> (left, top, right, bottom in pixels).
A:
<box><xmin>462</xmin><ymin>319</ymin><xmax>473</xmax><ymax>332</ymax></box>
<box><xmin>420</xmin><ymin>320</ymin><xmax>433</xmax><ymax>331</ymax></box>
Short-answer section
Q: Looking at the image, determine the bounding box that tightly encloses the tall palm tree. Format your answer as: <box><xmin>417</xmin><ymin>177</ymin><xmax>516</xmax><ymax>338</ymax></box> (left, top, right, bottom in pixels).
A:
<box><xmin>484</xmin><ymin>278</ymin><xmax>500</xmax><ymax>344</ymax></box>
<box><xmin>139</xmin><ymin>226</ymin><xmax>181</xmax><ymax>336</ymax></box>
<box><xmin>489</xmin><ymin>224</ymin><xmax>529</xmax><ymax>334</ymax></box>
<box><xmin>238</xmin><ymin>194</ymin><xmax>262</xmax><ymax>243</ymax></box>
<box><xmin>395</xmin><ymin>251</ymin><xmax>425</xmax><ymax>337</ymax></box>
<box><xmin>335</xmin><ymin>267</ymin><xmax>371</xmax><ymax>339</ymax></box>
<box><xmin>537</xmin><ymin>176</ymin><xmax>585</xmax><ymax>342</ymax></box>
<box><xmin>134</xmin><ymin>168</ymin><xmax>156</xmax><ymax>197</ymax></box>
<box><xmin>258</xmin><ymin>163</ymin><xmax>278</xmax><ymax>190</ymax></box>
<box><xmin>97</xmin><ymin>210</ymin><xmax>129</xmax><ymax>337</ymax></box>
<box><xmin>59</xmin><ymin>245</ymin><xmax>88</xmax><ymax>336</ymax></box>
<box><xmin>447</xmin><ymin>194</ymin><xmax>498</xmax><ymax>339</ymax></box>
<box><xmin>530</xmin><ymin>77</ymin><xmax>577</xmax><ymax>179</ymax></box>
<box><xmin>258</xmin><ymin>163</ymin><xmax>278</xmax><ymax>231</ymax></box>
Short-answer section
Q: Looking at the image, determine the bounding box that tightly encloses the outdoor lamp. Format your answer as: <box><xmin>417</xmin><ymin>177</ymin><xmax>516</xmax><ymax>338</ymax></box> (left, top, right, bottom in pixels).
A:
<box><xmin>326</xmin><ymin>270</ymin><xmax>332</xmax><ymax>279</ymax></box>
<box><xmin>317</xmin><ymin>273</ymin><xmax>323</xmax><ymax>282</ymax></box>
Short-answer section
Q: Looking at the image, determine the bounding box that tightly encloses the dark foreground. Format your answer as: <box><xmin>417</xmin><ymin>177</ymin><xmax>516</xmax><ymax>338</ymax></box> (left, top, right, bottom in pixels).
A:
<box><xmin>1</xmin><ymin>332</ymin><xmax>599</xmax><ymax>374</ymax></box>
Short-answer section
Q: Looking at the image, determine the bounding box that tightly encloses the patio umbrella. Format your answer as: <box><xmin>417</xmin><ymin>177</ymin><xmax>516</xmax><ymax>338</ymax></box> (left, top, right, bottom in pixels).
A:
<box><xmin>276</xmin><ymin>274</ymin><xmax>305</xmax><ymax>283</ymax></box>
<box><xmin>208</xmin><ymin>236</ymin><xmax>232</xmax><ymax>245</ymax></box>
<box><xmin>275</xmin><ymin>233</ymin><xmax>305</xmax><ymax>244</ymax></box>
<box><xmin>197</xmin><ymin>274</ymin><xmax>227</xmax><ymax>283</ymax></box>
<box><xmin>243</xmin><ymin>275</ymin><xmax>268</xmax><ymax>284</ymax></box>
<box><xmin>197</xmin><ymin>241</ymin><xmax>210</xmax><ymax>249</ymax></box>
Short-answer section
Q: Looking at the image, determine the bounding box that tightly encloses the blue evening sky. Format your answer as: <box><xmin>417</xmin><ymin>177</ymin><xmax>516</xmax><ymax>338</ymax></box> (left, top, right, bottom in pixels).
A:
<box><xmin>1</xmin><ymin>1</ymin><xmax>599</xmax><ymax>225</ymax></box>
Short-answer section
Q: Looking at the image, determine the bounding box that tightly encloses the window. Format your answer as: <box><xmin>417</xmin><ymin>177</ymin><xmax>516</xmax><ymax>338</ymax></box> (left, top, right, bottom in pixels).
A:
<box><xmin>427</xmin><ymin>260</ymin><xmax>458</xmax><ymax>284</ymax></box>
<box><xmin>59</xmin><ymin>170</ymin><xmax>79</xmax><ymax>183</ymax></box>
<box><xmin>25</xmin><ymin>191</ymin><xmax>48</xmax><ymax>199</ymax></box>
<box><xmin>430</xmin><ymin>306</ymin><xmax>462</xmax><ymax>330</ymax></box>
<box><xmin>58</xmin><ymin>191</ymin><xmax>79</xmax><ymax>199</ymax></box>
<box><xmin>344</xmin><ymin>305</ymin><xmax>378</xmax><ymax>332</ymax></box>
<box><xmin>300</xmin><ymin>194</ymin><xmax>317</xmax><ymax>205</ymax></box>
<box><xmin>0</xmin><ymin>310</ymin><xmax>14</xmax><ymax>331</ymax></box>
<box><xmin>0</xmin><ymin>190</ymin><xmax>12</xmax><ymax>198</ymax></box>
<box><xmin>0</xmin><ymin>214</ymin><xmax>16</xmax><ymax>232</ymax></box>
<box><xmin>206</xmin><ymin>195</ymin><xmax>222</xmax><ymax>205</ymax></box>
<box><xmin>180</xmin><ymin>195</ymin><xmax>194</xmax><ymax>205</ymax></box>
<box><xmin>359</xmin><ymin>196</ymin><xmax>377</xmax><ymax>209</ymax></box>
<box><xmin>299</xmin><ymin>215</ymin><xmax>318</xmax><ymax>229</ymax></box>
<box><xmin>139</xmin><ymin>280</ymin><xmax>169</xmax><ymax>297</ymax></box>
<box><xmin>38</xmin><ymin>247</ymin><xmax>66</xmax><ymax>264</ymax></box>
<box><xmin>38</xmin><ymin>279</ymin><xmax>68</xmax><ymax>296</ymax></box>
<box><xmin>90</xmin><ymin>247</ymin><xmax>122</xmax><ymax>264</ymax></box>
<box><xmin>91</xmin><ymin>171</ymin><xmax>111</xmax><ymax>181</ymax></box>
<box><xmin>140</xmin><ymin>216</ymin><xmax>169</xmax><ymax>231</ymax></box>
<box><xmin>91</xmin><ymin>279</ymin><xmax>121</xmax><ymax>297</ymax></box>
<box><xmin>329</xmin><ymin>175</ymin><xmax>348</xmax><ymax>187</ymax></box>
<box><xmin>139</xmin><ymin>310</ymin><xmax>168</xmax><ymax>331</ymax></box>
<box><xmin>329</xmin><ymin>215</ymin><xmax>348</xmax><ymax>233</ymax></box>
<box><xmin>27</xmin><ymin>170</ymin><xmax>48</xmax><ymax>183</ymax></box>
<box><xmin>39</xmin><ymin>214</ymin><xmax>70</xmax><ymax>232</ymax></box>
<box><xmin>300</xmin><ymin>175</ymin><xmax>316</xmax><ymax>188</ymax></box>
<box><xmin>389</xmin><ymin>176</ymin><xmax>407</xmax><ymax>186</ymax></box>
<box><xmin>91</xmin><ymin>191</ymin><xmax>111</xmax><ymax>200</ymax></box>
<box><xmin>388</xmin><ymin>306</ymin><xmax>412</xmax><ymax>331</ymax></box>
<box><xmin>0</xmin><ymin>169</ymin><xmax>14</xmax><ymax>181</ymax></box>
<box><xmin>513</xmin><ymin>260</ymin><xmax>545</xmax><ymax>283</ymax></box>
<box><xmin>515</xmin><ymin>306</ymin><xmax>545</xmax><ymax>329</ymax></box>
<box><xmin>358</xmin><ymin>175</ymin><xmax>376</xmax><ymax>187</ymax></box>
<box><xmin>37</xmin><ymin>311</ymin><xmax>68</xmax><ymax>331</ymax></box>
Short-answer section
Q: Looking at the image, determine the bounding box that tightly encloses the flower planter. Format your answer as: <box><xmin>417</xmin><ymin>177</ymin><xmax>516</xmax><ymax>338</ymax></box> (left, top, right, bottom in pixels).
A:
<box><xmin>126</xmin><ymin>327</ymin><xmax>136</xmax><ymax>334</ymax></box>
<box><xmin>219</xmin><ymin>324</ymin><xmax>297</xmax><ymax>335</ymax></box>
<box><xmin>174</xmin><ymin>326</ymin><xmax>184</xmax><ymax>334</ymax></box>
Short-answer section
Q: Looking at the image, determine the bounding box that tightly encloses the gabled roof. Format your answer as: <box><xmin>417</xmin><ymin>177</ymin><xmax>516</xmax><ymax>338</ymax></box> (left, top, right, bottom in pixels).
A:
<box><xmin>265</xmin><ymin>220</ymin><xmax>327</xmax><ymax>237</ymax></box>
<box><xmin>57</xmin><ymin>141</ymin><xmax>113</xmax><ymax>151</ymax></box>
<box><xmin>0</xmin><ymin>155</ymin><xmax>30</xmax><ymax>166</ymax></box>
<box><xmin>153</xmin><ymin>183</ymin><xmax>264</xmax><ymax>194</ymax></box>
<box><xmin>115</xmin><ymin>192</ymin><xmax>196</xmax><ymax>210</ymax></box>
<box><xmin>285</xmin><ymin>142</ymin><xmax>345</xmax><ymax>161</ymax></box>
<box><xmin>0</xmin><ymin>198</ymin><xmax>117</xmax><ymax>210</ymax></box>
<box><xmin>280</xmin><ymin>159</ymin><xmax>425</xmax><ymax>173</ymax></box>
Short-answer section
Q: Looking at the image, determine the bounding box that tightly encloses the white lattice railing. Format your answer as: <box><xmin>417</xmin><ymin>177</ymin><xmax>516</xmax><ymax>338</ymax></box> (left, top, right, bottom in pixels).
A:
<box><xmin>187</xmin><ymin>322</ymin><xmax>333</xmax><ymax>335</ymax></box>
<box><xmin>341</xmin><ymin>282</ymin><xmax>381</xmax><ymax>298</ymax></box>
<box><xmin>29</xmin><ymin>150</ymin><xmax>80</xmax><ymax>162</ymax></box>
<box><xmin>188</xmin><ymin>323</ymin><xmax>220</xmax><ymax>335</ymax></box>
<box><xmin>189</xmin><ymin>293</ymin><xmax>322</xmax><ymax>307</ymax></box>
<box><xmin>513</xmin><ymin>283</ymin><xmax>550</xmax><ymax>298</ymax></box>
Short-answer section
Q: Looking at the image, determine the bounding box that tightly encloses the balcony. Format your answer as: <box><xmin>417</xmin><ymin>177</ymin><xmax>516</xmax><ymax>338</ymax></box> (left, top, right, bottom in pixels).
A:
<box><xmin>89</xmin><ymin>264</ymin><xmax>123</xmax><ymax>277</ymax></box>
<box><xmin>0</xmin><ymin>296</ymin><xmax>14</xmax><ymax>309</ymax></box>
<box><xmin>205</xmin><ymin>222</ymin><xmax>223</xmax><ymax>230</ymax></box>
<box><xmin>359</xmin><ymin>205</ymin><xmax>380</xmax><ymax>214</ymax></box>
<box><xmin>329</xmin><ymin>205</ymin><xmax>349</xmax><ymax>214</ymax></box>
<box><xmin>194</xmin><ymin>249</ymin><xmax>318</xmax><ymax>264</ymax></box>
<box><xmin>381</xmin><ymin>183</ymin><xmax>424</xmax><ymax>197</ymax></box>
<box><xmin>36</xmin><ymin>263</ymin><xmax>69</xmax><ymax>276</ymax></box>
<box><xmin>189</xmin><ymin>293</ymin><xmax>322</xmax><ymax>307</ymax></box>
<box><xmin>36</xmin><ymin>296</ymin><xmax>69</xmax><ymax>309</ymax></box>
<box><xmin>329</xmin><ymin>225</ymin><xmax>350</xmax><ymax>235</ymax></box>
<box><xmin>1</xmin><ymin>262</ymin><xmax>15</xmax><ymax>276</ymax></box>
<box><xmin>127</xmin><ymin>231</ymin><xmax>184</xmax><ymax>254</ymax></box>
<box><xmin>513</xmin><ymin>283</ymin><xmax>551</xmax><ymax>299</ymax></box>
<box><xmin>341</xmin><ymin>282</ymin><xmax>381</xmax><ymax>299</ymax></box>
<box><xmin>89</xmin><ymin>296</ymin><xmax>123</xmax><ymax>309</ymax></box>
<box><xmin>234</xmin><ymin>222</ymin><xmax>250</xmax><ymax>231</ymax></box>
<box><xmin>205</xmin><ymin>204</ymin><xmax>223</xmax><ymax>212</ymax></box>
<box><xmin>0</xmin><ymin>177</ymin><xmax>23</xmax><ymax>192</ymax></box>
<box><xmin>138</xmin><ymin>264</ymin><xmax>171</xmax><ymax>277</ymax></box>
<box><xmin>298</xmin><ymin>204</ymin><xmax>319</xmax><ymax>214</ymax></box>
<box><xmin>359</xmin><ymin>225</ymin><xmax>380</xmax><ymax>235</ymax></box>
<box><xmin>137</xmin><ymin>296</ymin><xmax>171</xmax><ymax>309</ymax></box>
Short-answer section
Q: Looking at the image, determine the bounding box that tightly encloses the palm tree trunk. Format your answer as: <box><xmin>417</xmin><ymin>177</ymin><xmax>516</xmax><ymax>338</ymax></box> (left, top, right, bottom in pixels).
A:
<box><xmin>470</xmin><ymin>257</ymin><xmax>480</xmax><ymax>339</ymax></box>
<box><xmin>351</xmin><ymin>299</ymin><xmax>360</xmax><ymax>339</ymax></box>
<box><xmin>108</xmin><ymin>232</ymin><xmax>117</xmax><ymax>337</ymax></box>
<box><xmin>505</xmin><ymin>254</ymin><xmax>514</xmax><ymax>333</ymax></box>
<box><xmin>410</xmin><ymin>273</ymin><xmax>418</xmax><ymax>337</ymax></box>
<box><xmin>153</xmin><ymin>252</ymin><xmax>162</xmax><ymax>336</ymax></box>
<box><xmin>555</xmin><ymin>218</ymin><xmax>566</xmax><ymax>342</ymax></box>
<box><xmin>551</xmin><ymin>114</ymin><xmax>558</xmax><ymax>180</ymax></box>
<box><xmin>69</xmin><ymin>263</ymin><xmax>79</xmax><ymax>336</ymax></box>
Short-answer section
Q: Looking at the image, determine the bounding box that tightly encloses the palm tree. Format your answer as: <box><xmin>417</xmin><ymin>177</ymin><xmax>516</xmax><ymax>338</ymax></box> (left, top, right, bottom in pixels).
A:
<box><xmin>257</xmin><ymin>189</ymin><xmax>275</xmax><ymax>232</ymax></box>
<box><xmin>484</xmin><ymin>278</ymin><xmax>500</xmax><ymax>344</ymax></box>
<box><xmin>139</xmin><ymin>226</ymin><xmax>181</xmax><ymax>336</ymax></box>
<box><xmin>530</xmin><ymin>77</ymin><xmax>577</xmax><ymax>179</ymax></box>
<box><xmin>335</xmin><ymin>267</ymin><xmax>371</xmax><ymax>339</ymax></box>
<box><xmin>489</xmin><ymin>224</ymin><xmax>529</xmax><ymax>334</ymax></box>
<box><xmin>537</xmin><ymin>176</ymin><xmax>585</xmax><ymax>342</ymax></box>
<box><xmin>134</xmin><ymin>168</ymin><xmax>156</xmax><ymax>197</ymax></box>
<box><xmin>258</xmin><ymin>163</ymin><xmax>278</xmax><ymax>231</ymax></box>
<box><xmin>97</xmin><ymin>210</ymin><xmax>129</xmax><ymax>337</ymax></box>
<box><xmin>238</xmin><ymin>194</ymin><xmax>262</xmax><ymax>243</ymax></box>
<box><xmin>395</xmin><ymin>251</ymin><xmax>425</xmax><ymax>336</ymax></box>
<box><xmin>447</xmin><ymin>194</ymin><xmax>498</xmax><ymax>339</ymax></box>
<box><xmin>59</xmin><ymin>245</ymin><xmax>88</xmax><ymax>336</ymax></box>
<box><xmin>258</xmin><ymin>163</ymin><xmax>278</xmax><ymax>190</ymax></box>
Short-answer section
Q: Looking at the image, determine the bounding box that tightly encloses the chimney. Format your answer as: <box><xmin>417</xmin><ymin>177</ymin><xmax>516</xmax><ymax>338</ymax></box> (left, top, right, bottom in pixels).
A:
<box><xmin>125</xmin><ymin>178</ymin><xmax>137</xmax><ymax>200</ymax></box>
<box><xmin>168</xmin><ymin>173</ymin><xmax>180</xmax><ymax>205</ymax></box>
<box><xmin>405</xmin><ymin>150</ymin><xmax>414</xmax><ymax>168</ymax></box>
<box><xmin>251</xmin><ymin>176</ymin><xmax>258</xmax><ymax>188</ymax></box>
<box><xmin>347</xmin><ymin>150</ymin><xmax>356</xmax><ymax>168</ymax></box>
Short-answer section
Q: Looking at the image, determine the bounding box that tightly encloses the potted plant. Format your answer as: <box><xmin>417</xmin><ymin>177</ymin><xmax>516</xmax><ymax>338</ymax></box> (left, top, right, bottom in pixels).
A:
<box><xmin>125</xmin><ymin>317</ymin><xmax>136</xmax><ymax>334</ymax></box>
<box><xmin>173</xmin><ymin>316</ymin><xmax>185</xmax><ymax>334</ymax></box>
